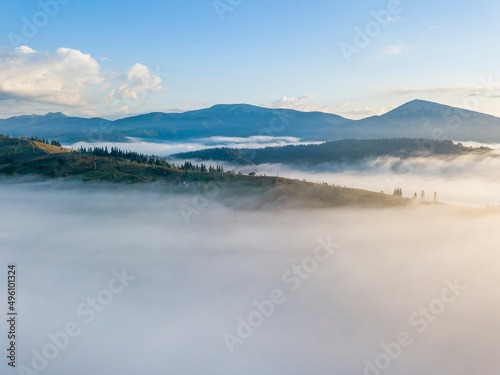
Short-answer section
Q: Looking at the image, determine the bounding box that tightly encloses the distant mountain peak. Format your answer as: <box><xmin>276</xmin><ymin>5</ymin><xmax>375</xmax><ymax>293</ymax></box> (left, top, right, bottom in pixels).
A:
<box><xmin>405</xmin><ymin>99</ymin><xmax>436</xmax><ymax>106</ymax></box>
<box><xmin>388</xmin><ymin>99</ymin><xmax>447</xmax><ymax>114</ymax></box>
<box><xmin>206</xmin><ymin>103</ymin><xmax>275</xmax><ymax>115</ymax></box>
<box><xmin>209</xmin><ymin>103</ymin><xmax>258</xmax><ymax>110</ymax></box>
<box><xmin>43</xmin><ymin>112</ymin><xmax>67</xmax><ymax>119</ymax></box>
<box><xmin>383</xmin><ymin>99</ymin><xmax>478</xmax><ymax>119</ymax></box>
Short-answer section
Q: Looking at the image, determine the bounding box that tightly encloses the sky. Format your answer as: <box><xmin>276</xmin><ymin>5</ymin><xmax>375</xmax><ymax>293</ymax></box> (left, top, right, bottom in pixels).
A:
<box><xmin>0</xmin><ymin>0</ymin><xmax>500</xmax><ymax>119</ymax></box>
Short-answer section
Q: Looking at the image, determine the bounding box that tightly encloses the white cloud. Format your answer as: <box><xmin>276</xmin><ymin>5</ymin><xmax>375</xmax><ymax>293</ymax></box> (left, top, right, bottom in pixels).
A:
<box><xmin>374</xmin><ymin>41</ymin><xmax>409</xmax><ymax>59</ymax></box>
<box><xmin>113</xmin><ymin>63</ymin><xmax>162</xmax><ymax>100</ymax></box>
<box><xmin>15</xmin><ymin>45</ymin><xmax>36</xmax><ymax>54</ymax></box>
<box><xmin>332</xmin><ymin>102</ymin><xmax>377</xmax><ymax>118</ymax></box>
<box><xmin>263</xmin><ymin>98</ymin><xmax>382</xmax><ymax>120</ymax></box>
<box><xmin>392</xmin><ymin>84</ymin><xmax>500</xmax><ymax>97</ymax></box>
<box><xmin>101</xmin><ymin>63</ymin><xmax>163</xmax><ymax>116</ymax></box>
<box><xmin>0</xmin><ymin>46</ymin><xmax>163</xmax><ymax>116</ymax></box>
<box><xmin>265</xmin><ymin>95</ymin><xmax>329</xmax><ymax>112</ymax></box>
<box><xmin>0</xmin><ymin>46</ymin><xmax>102</xmax><ymax>107</ymax></box>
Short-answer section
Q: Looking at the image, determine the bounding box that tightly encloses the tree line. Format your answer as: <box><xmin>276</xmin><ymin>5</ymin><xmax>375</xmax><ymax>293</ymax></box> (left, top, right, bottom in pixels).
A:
<box><xmin>78</xmin><ymin>146</ymin><xmax>225</xmax><ymax>174</ymax></box>
<box><xmin>0</xmin><ymin>134</ymin><xmax>61</xmax><ymax>147</ymax></box>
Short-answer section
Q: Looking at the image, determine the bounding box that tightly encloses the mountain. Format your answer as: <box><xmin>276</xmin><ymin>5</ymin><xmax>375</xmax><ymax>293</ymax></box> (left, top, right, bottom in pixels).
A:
<box><xmin>111</xmin><ymin>104</ymin><xmax>353</xmax><ymax>141</ymax></box>
<box><xmin>1</xmin><ymin>112</ymin><xmax>67</xmax><ymax>126</ymax></box>
<box><xmin>1</xmin><ymin>100</ymin><xmax>500</xmax><ymax>144</ymax></box>
<box><xmin>0</xmin><ymin>113</ymin><xmax>121</xmax><ymax>142</ymax></box>
<box><xmin>332</xmin><ymin>99</ymin><xmax>500</xmax><ymax>142</ymax></box>
<box><xmin>0</xmin><ymin>104</ymin><xmax>352</xmax><ymax>143</ymax></box>
<box><xmin>171</xmin><ymin>138</ymin><xmax>491</xmax><ymax>166</ymax></box>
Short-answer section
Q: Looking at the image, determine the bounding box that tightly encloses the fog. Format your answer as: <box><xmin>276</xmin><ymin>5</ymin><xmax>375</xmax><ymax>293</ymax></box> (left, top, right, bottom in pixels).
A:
<box><xmin>178</xmin><ymin>152</ymin><xmax>500</xmax><ymax>207</ymax></box>
<box><xmin>63</xmin><ymin>138</ymin><xmax>500</xmax><ymax>207</ymax></box>
<box><xmin>1</xmin><ymin>180</ymin><xmax>499</xmax><ymax>375</ymax></box>
<box><xmin>65</xmin><ymin>136</ymin><xmax>321</xmax><ymax>156</ymax></box>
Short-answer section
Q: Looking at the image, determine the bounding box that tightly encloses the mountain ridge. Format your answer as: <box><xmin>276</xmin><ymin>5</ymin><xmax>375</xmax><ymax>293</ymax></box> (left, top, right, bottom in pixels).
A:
<box><xmin>1</xmin><ymin>99</ymin><xmax>500</xmax><ymax>143</ymax></box>
<box><xmin>170</xmin><ymin>138</ymin><xmax>491</xmax><ymax>166</ymax></box>
<box><xmin>4</xmin><ymin>99</ymin><xmax>497</xmax><ymax>122</ymax></box>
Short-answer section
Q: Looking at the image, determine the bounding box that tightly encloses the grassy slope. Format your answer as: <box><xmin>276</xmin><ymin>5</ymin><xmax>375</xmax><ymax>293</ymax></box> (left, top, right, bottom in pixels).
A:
<box><xmin>0</xmin><ymin>137</ymin><xmax>412</xmax><ymax>208</ymax></box>
<box><xmin>33</xmin><ymin>141</ymin><xmax>75</xmax><ymax>153</ymax></box>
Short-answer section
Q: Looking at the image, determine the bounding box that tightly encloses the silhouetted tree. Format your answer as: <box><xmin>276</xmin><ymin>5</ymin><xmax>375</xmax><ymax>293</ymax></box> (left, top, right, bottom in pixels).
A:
<box><xmin>433</xmin><ymin>192</ymin><xmax>439</xmax><ymax>203</ymax></box>
<box><xmin>393</xmin><ymin>188</ymin><xmax>403</xmax><ymax>196</ymax></box>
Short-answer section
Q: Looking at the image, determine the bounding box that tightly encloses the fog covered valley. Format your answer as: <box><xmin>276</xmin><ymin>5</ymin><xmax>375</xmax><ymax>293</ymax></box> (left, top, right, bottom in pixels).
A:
<box><xmin>65</xmin><ymin>137</ymin><xmax>500</xmax><ymax>207</ymax></box>
<box><xmin>1</xmin><ymin>133</ymin><xmax>500</xmax><ymax>375</ymax></box>
<box><xmin>2</xmin><ymin>0</ymin><xmax>500</xmax><ymax>371</ymax></box>
<box><xmin>1</xmin><ymin>178</ymin><xmax>500</xmax><ymax>375</ymax></box>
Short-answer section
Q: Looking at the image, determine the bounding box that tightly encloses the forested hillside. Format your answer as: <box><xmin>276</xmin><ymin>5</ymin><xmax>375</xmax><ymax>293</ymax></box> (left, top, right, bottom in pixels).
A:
<box><xmin>171</xmin><ymin>138</ymin><xmax>489</xmax><ymax>165</ymax></box>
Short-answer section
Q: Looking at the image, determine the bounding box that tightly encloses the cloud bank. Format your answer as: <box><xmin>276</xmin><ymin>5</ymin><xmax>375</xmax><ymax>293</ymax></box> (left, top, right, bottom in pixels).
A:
<box><xmin>172</xmin><ymin>146</ymin><xmax>500</xmax><ymax>207</ymax></box>
<box><xmin>0</xmin><ymin>180</ymin><xmax>499</xmax><ymax>375</ymax></box>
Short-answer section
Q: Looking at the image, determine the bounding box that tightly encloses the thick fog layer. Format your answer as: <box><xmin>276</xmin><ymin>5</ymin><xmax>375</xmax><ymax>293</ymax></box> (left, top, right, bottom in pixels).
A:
<box><xmin>1</xmin><ymin>180</ymin><xmax>499</xmax><ymax>375</ymax></box>
<box><xmin>173</xmin><ymin>152</ymin><xmax>500</xmax><ymax>207</ymax></box>
<box><xmin>67</xmin><ymin>138</ymin><xmax>500</xmax><ymax>207</ymax></box>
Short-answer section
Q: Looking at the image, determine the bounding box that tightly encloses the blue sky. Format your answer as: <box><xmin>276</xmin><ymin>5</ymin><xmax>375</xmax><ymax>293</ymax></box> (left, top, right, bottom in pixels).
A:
<box><xmin>0</xmin><ymin>0</ymin><xmax>499</xmax><ymax>119</ymax></box>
